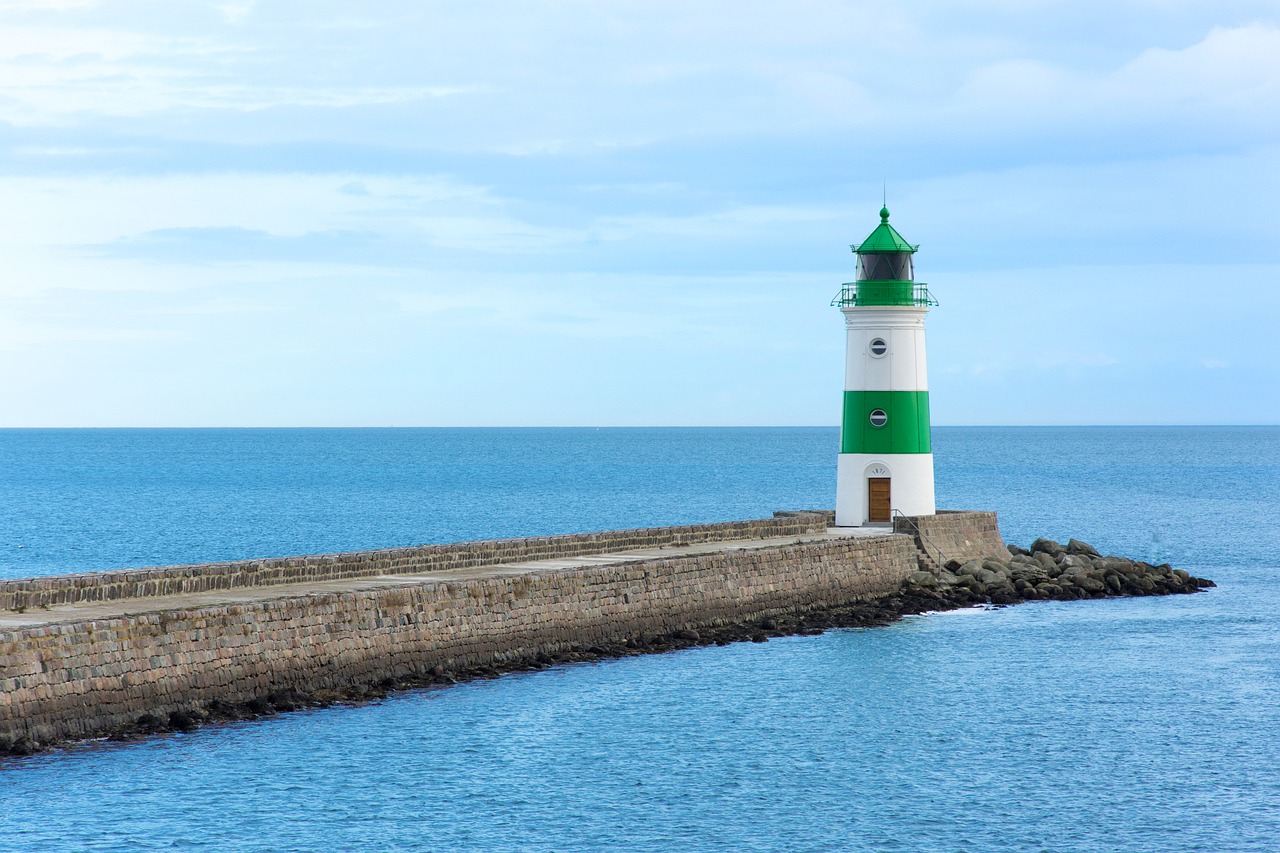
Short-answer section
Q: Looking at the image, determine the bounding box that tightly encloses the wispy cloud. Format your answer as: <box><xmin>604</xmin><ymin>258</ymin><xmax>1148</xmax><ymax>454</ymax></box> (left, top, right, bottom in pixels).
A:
<box><xmin>85</xmin><ymin>226</ymin><xmax>383</xmax><ymax>264</ymax></box>
<box><xmin>0</xmin><ymin>3</ymin><xmax>1277</xmax><ymax>425</ymax></box>
<box><xmin>217</xmin><ymin>2</ymin><xmax>254</xmax><ymax>25</ymax></box>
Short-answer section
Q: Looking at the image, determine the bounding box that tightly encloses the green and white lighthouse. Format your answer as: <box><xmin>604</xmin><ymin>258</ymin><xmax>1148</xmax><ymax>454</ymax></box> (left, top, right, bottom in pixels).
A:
<box><xmin>834</xmin><ymin>206</ymin><xmax>937</xmax><ymax>526</ymax></box>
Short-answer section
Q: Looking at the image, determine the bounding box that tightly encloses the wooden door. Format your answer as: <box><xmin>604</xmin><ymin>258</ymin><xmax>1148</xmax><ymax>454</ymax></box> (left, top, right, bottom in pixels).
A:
<box><xmin>868</xmin><ymin>478</ymin><xmax>891</xmax><ymax>522</ymax></box>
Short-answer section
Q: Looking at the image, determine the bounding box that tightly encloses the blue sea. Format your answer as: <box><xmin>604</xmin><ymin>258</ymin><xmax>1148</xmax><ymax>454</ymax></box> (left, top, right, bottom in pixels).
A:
<box><xmin>1</xmin><ymin>427</ymin><xmax>1278</xmax><ymax>852</ymax></box>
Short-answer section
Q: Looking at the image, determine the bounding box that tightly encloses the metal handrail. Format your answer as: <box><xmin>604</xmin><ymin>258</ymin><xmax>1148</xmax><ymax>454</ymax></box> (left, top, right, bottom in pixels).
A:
<box><xmin>891</xmin><ymin>509</ymin><xmax>951</xmax><ymax>569</ymax></box>
<box><xmin>830</xmin><ymin>282</ymin><xmax>937</xmax><ymax>308</ymax></box>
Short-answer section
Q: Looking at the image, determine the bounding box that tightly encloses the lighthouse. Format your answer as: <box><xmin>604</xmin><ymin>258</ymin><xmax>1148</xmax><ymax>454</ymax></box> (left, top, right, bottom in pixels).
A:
<box><xmin>834</xmin><ymin>206</ymin><xmax>937</xmax><ymax>526</ymax></box>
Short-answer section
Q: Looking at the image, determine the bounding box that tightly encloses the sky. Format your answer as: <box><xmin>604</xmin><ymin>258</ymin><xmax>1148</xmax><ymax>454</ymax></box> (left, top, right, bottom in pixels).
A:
<box><xmin>0</xmin><ymin>0</ymin><xmax>1277</xmax><ymax>427</ymax></box>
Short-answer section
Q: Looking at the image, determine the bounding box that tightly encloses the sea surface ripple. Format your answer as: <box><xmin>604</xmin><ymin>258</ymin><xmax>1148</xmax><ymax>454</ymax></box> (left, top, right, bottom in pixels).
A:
<box><xmin>1</xmin><ymin>426</ymin><xmax>1277</xmax><ymax>852</ymax></box>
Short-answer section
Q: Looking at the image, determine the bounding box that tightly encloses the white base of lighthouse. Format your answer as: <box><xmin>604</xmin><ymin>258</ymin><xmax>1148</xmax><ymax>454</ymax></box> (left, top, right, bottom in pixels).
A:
<box><xmin>835</xmin><ymin>453</ymin><xmax>935</xmax><ymax>527</ymax></box>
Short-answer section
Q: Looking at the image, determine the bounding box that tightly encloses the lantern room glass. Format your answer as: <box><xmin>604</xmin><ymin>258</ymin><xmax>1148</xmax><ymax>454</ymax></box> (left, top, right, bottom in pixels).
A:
<box><xmin>856</xmin><ymin>252</ymin><xmax>914</xmax><ymax>282</ymax></box>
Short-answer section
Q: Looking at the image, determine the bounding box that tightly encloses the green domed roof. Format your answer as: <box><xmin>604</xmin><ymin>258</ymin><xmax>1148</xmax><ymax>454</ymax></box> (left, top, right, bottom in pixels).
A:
<box><xmin>852</xmin><ymin>206</ymin><xmax>918</xmax><ymax>254</ymax></box>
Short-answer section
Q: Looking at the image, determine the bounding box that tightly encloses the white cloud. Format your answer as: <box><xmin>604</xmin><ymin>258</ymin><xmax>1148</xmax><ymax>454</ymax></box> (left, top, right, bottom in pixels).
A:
<box><xmin>950</xmin><ymin>23</ymin><xmax>1280</xmax><ymax>137</ymax></box>
<box><xmin>1117</xmin><ymin>24</ymin><xmax>1280</xmax><ymax>109</ymax></box>
<box><xmin>0</xmin><ymin>172</ymin><xmax>491</xmax><ymax>253</ymax></box>
<box><xmin>0</xmin><ymin>23</ymin><xmax>215</xmax><ymax>62</ymax></box>
<box><xmin>217</xmin><ymin>2</ymin><xmax>254</xmax><ymax>25</ymax></box>
<box><xmin>0</xmin><ymin>18</ymin><xmax>483</xmax><ymax>125</ymax></box>
<box><xmin>0</xmin><ymin>0</ymin><xmax>96</xmax><ymax>11</ymax></box>
<box><xmin>0</xmin><ymin>68</ymin><xmax>477</xmax><ymax>125</ymax></box>
<box><xmin>595</xmin><ymin>205</ymin><xmax>846</xmax><ymax>242</ymax></box>
<box><xmin>0</xmin><ymin>5</ymin><xmax>1273</xmax><ymax>152</ymax></box>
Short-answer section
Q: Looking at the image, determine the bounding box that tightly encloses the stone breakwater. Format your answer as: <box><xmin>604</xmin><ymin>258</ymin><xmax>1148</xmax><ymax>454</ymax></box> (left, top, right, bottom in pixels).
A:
<box><xmin>0</xmin><ymin>512</ymin><xmax>905</xmax><ymax>756</ymax></box>
<box><xmin>0</xmin><ymin>512</ymin><xmax>1214</xmax><ymax>757</ymax></box>
<box><xmin>0</xmin><ymin>513</ymin><xmax>837</xmax><ymax>612</ymax></box>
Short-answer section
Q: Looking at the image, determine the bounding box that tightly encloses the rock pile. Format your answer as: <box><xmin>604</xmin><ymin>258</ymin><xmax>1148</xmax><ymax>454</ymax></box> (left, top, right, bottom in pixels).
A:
<box><xmin>902</xmin><ymin>536</ymin><xmax>1214</xmax><ymax>606</ymax></box>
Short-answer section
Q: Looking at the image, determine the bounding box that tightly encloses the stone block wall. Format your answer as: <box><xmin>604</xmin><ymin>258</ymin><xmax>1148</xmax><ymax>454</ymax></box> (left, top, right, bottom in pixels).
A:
<box><xmin>0</xmin><ymin>514</ymin><xmax>833</xmax><ymax>612</ymax></box>
<box><xmin>895</xmin><ymin>511</ymin><xmax>1007</xmax><ymax>569</ymax></box>
<box><xmin>0</xmin><ymin>532</ymin><xmax>915</xmax><ymax>748</ymax></box>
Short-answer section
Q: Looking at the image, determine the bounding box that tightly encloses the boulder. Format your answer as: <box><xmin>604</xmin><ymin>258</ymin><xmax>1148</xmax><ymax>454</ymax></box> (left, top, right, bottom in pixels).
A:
<box><xmin>967</xmin><ymin>567</ymin><xmax>1002</xmax><ymax>585</ymax></box>
<box><xmin>4</xmin><ymin>736</ymin><xmax>38</xmax><ymax>756</ymax></box>
<box><xmin>1007</xmin><ymin>543</ymin><xmax>1030</xmax><ymax>556</ymax></box>
<box><xmin>1033</xmin><ymin>552</ymin><xmax>1058</xmax><ymax>572</ymax></box>
<box><xmin>1066</xmin><ymin>538</ymin><xmax>1102</xmax><ymax>557</ymax></box>
<box><xmin>135</xmin><ymin>714</ymin><xmax>165</xmax><ymax>733</ymax></box>
<box><xmin>989</xmin><ymin>588</ymin><xmax>1020</xmax><ymax>605</ymax></box>
<box><xmin>982</xmin><ymin>560</ymin><xmax>1011</xmax><ymax>577</ymax></box>
<box><xmin>907</xmin><ymin>571</ymin><xmax>938</xmax><ymax>588</ymax></box>
<box><xmin>1077</xmin><ymin>577</ymin><xmax>1107</xmax><ymax>594</ymax></box>
<box><xmin>1031</xmin><ymin>537</ymin><xmax>1066</xmax><ymax>557</ymax></box>
<box><xmin>168</xmin><ymin>710</ymin><xmax>200</xmax><ymax>732</ymax></box>
<box><xmin>1010</xmin><ymin>568</ymin><xmax>1050</xmax><ymax>586</ymax></box>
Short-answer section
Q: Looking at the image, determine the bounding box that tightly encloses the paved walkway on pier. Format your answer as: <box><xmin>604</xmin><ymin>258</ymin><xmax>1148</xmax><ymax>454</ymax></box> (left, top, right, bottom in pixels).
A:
<box><xmin>0</xmin><ymin>526</ymin><xmax>894</xmax><ymax>632</ymax></box>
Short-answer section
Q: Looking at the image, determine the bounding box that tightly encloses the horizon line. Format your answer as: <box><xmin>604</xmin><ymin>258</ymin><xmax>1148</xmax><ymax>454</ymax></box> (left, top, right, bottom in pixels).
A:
<box><xmin>0</xmin><ymin>424</ymin><xmax>1276</xmax><ymax>430</ymax></box>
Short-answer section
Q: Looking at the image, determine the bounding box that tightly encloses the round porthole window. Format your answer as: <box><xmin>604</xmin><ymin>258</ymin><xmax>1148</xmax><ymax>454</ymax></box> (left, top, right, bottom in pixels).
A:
<box><xmin>869</xmin><ymin>409</ymin><xmax>888</xmax><ymax>428</ymax></box>
<box><xmin>869</xmin><ymin>337</ymin><xmax>888</xmax><ymax>357</ymax></box>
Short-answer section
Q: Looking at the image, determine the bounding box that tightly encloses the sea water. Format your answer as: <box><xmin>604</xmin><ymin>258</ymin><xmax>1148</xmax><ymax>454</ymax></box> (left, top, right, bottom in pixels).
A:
<box><xmin>0</xmin><ymin>427</ymin><xmax>1277</xmax><ymax>852</ymax></box>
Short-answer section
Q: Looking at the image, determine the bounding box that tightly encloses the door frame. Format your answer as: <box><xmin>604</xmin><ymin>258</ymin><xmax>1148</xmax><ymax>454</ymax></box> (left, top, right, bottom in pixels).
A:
<box><xmin>867</xmin><ymin>476</ymin><xmax>891</xmax><ymax>523</ymax></box>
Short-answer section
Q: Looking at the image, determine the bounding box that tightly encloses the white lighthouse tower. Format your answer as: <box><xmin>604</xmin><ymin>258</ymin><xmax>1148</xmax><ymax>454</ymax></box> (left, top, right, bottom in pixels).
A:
<box><xmin>834</xmin><ymin>206</ymin><xmax>937</xmax><ymax>526</ymax></box>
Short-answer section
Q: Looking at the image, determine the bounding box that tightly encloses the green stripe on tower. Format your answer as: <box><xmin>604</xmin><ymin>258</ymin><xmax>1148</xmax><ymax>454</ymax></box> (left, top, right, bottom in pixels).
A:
<box><xmin>840</xmin><ymin>390</ymin><xmax>931</xmax><ymax>454</ymax></box>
